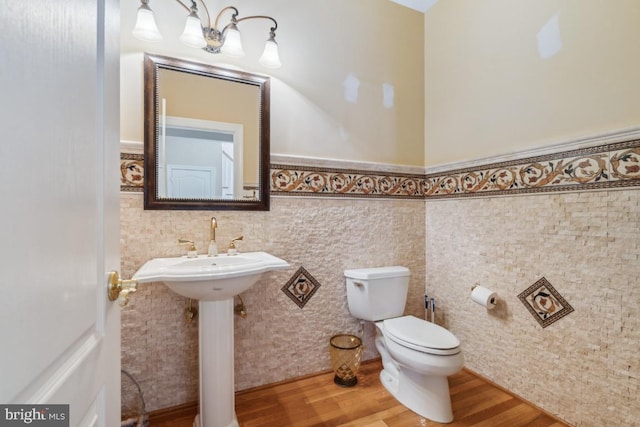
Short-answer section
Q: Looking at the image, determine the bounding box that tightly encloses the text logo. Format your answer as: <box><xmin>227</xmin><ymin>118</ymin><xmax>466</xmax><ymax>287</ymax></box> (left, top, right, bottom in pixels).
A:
<box><xmin>0</xmin><ymin>405</ymin><xmax>69</xmax><ymax>426</ymax></box>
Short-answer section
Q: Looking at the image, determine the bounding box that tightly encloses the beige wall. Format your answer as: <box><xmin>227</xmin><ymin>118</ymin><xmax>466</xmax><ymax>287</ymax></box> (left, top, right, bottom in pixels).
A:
<box><xmin>424</xmin><ymin>0</ymin><xmax>640</xmax><ymax>166</ymax></box>
<box><xmin>121</xmin><ymin>0</ymin><xmax>425</xmax><ymax>166</ymax></box>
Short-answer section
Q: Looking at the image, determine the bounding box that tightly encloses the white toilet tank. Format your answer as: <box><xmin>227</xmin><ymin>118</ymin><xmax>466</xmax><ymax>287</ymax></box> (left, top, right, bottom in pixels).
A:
<box><xmin>344</xmin><ymin>266</ymin><xmax>410</xmax><ymax>321</ymax></box>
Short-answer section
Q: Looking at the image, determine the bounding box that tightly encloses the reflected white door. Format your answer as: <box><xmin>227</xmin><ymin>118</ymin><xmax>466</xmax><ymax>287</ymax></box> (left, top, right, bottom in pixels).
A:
<box><xmin>0</xmin><ymin>0</ymin><xmax>121</xmax><ymax>425</ymax></box>
<box><xmin>221</xmin><ymin>143</ymin><xmax>234</xmax><ymax>198</ymax></box>
<box><xmin>167</xmin><ymin>164</ymin><xmax>216</xmax><ymax>198</ymax></box>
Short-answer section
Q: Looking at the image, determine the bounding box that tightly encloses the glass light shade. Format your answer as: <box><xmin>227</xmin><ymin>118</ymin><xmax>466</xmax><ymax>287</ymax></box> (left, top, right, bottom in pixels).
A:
<box><xmin>180</xmin><ymin>13</ymin><xmax>206</xmax><ymax>49</ymax></box>
<box><xmin>132</xmin><ymin>5</ymin><xmax>162</xmax><ymax>42</ymax></box>
<box><xmin>259</xmin><ymin>37</ymin><xmax>281</xmax><ymax>68</ymax></box>
<box><xmin>221</xmin><ymin>26</ymin><xmax>245</xmax><ymax>57</ymax></box>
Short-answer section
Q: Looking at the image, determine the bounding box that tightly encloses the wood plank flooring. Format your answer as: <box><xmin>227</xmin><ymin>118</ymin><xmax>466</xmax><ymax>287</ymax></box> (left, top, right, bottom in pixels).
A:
<box><xmin>150</xmin><ymin>360</ymin><xmax>570</xmax><ymax>427</ymax></box>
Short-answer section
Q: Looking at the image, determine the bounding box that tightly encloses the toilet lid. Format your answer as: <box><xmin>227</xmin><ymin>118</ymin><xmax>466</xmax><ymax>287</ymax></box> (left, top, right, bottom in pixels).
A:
<box><xmin>384</xmin><ymin>315</ymin><xmax>461</xmax><ymax>356</ymax></box>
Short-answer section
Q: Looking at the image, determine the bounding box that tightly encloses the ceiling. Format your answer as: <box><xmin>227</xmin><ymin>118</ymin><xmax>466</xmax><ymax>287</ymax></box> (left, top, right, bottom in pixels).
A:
<box><xmin>389</xmin><ymin>0</ymin><xmax>438</xmax><ymax>13</ymax></box>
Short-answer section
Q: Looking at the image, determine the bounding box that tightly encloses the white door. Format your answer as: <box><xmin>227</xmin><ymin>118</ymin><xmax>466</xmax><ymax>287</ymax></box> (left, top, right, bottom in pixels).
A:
<box><xmin>0</xmin><ymin>0</ymin><xmax>121</xmax><ymax>426</ymax></box>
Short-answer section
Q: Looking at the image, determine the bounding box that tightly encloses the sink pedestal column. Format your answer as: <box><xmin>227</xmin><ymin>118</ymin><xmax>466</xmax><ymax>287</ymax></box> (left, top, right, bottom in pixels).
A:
<box><xmin>198</xmin><ymin>299</ymin><xmax>239</xmax><ymax>427</ymax></box>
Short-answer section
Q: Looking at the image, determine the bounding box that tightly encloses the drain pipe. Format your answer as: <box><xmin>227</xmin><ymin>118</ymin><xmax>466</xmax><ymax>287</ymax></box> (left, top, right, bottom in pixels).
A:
<box><xmin>121</xmin><ymin>369</ymin><xmax>149</xmax><ymax>427</ymax></box>
<box><xmin>234</xmin><ymin>295</ymin><xmax>247</xmax><ymax>318</ymax></box>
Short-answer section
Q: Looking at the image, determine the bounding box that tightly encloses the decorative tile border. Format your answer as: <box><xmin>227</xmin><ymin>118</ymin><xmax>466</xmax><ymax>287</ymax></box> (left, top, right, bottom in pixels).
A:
<box><xmin>281</xmin><ymin>267</ymin><xmax>321</xmax><ymax>309</ymax></box>
<box><xmin>422</xmin><ymin>139</ymin><xmax>640</xmax><ymax>199</ymax></box>
<box><xmin>271</xmin><ymin>139</ymin><xmax>640</xmax><ymax>199</ymax></box>
<box><xmin>270</xmin><ymin>166</ymin><xmax>424</xmax><ymax>199</ymax></box>
<box><xmin>518</xmin><ymin>277</ymin><xmax>574</xmax><ymax>328</ymax></box>
<box><xmin>121</xmin><ymin>138</ymin><xmax>640</xmax><ymax>199</ymax></box>
<box><xmin>120</xmin><ymin>153</ymin><xmax>144</xmax><ymax>193</ymax></box>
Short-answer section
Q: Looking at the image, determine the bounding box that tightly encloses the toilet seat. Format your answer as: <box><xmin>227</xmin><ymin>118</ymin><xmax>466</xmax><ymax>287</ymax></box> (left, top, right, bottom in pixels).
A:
<box><xmin>383</xmin><ymin>315</ymin><xmax>461</xmax><ymax>356</ymax></box>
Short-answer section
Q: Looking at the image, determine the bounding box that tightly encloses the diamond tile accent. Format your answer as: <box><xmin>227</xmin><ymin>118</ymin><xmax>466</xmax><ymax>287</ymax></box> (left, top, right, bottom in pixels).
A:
<box><xmin>518</xmin><ymin>277</ymin><xmax>574</xmax><ymax>328</ymax></box>
<box><xmin>282</xmin><ymin>266</ymin><xmax>321</xmax><ymax>309</ymax></box>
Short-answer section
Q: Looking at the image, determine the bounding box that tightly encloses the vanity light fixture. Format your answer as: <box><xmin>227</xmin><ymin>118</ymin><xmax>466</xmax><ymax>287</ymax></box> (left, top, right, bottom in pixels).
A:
<box><xmin>132</xmin><ymin>0</ymin><xmax>282</xmax><ymax>69</ymax></box>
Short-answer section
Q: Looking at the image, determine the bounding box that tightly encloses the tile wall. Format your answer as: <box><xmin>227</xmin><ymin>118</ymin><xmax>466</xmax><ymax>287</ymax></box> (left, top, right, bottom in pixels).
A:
<box><xmin>120</xmin><ymin>194</ymin><xmax>426</xmax><ymax>415</ymax></box>
<box><xmin>426</xmin><ymin>190</ymin><xmax>639</xmax><ymax>426</ymax></box>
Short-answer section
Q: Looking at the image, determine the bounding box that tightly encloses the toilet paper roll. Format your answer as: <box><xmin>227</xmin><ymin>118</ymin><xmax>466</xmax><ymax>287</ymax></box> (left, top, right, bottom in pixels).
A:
<box><xmin>471</xmin><ymin>285</ymin><xmax>497</xmax><ymax>309</ymax></box>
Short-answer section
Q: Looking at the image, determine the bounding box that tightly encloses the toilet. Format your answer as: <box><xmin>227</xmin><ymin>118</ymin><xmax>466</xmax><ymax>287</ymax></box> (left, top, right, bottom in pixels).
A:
<box><xmin>344</xmin><ymin>266</ymin><xmax>463</xmax><ymax>423</ymax></box>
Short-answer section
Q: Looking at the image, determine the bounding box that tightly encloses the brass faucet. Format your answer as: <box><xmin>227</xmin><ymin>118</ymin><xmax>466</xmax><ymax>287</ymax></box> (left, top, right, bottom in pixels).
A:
<box><xmin>208</xmin><ymin>217</ymin><xmax>218</xmax><ymax>257</ymax></box>
<box><xmin>210</xmin><ymin>217</ymin><xmax>217</xmax><ymax>241</ymax></box>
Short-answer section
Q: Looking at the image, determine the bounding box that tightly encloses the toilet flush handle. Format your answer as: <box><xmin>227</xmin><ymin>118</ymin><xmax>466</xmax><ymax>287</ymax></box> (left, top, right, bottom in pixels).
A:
<box><xmin>353</xmin><ymin>281</ymin><xmax>364</xmax><ymax>289</ymax></box>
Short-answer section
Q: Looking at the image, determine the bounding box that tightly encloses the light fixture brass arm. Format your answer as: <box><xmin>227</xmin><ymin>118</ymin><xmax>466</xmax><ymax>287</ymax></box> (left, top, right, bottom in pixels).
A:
<box><xmin>236</xmin><ymin>15</ymin><xmax>278</xmax><ymax>34</ymax></box>
<box><xmin>173</xmin><ymin>0</ymin><xmax>191</xmax><ymax>13</ymax></box>
<box><xmin>213</xmin><ymin>6</ymin><xmax>240</xmax><ymax>32</ymax></box>
<box><xmin>196</xmin><ymin>0</ymin><xmax>211</xmax><ymax>29</ymax></box>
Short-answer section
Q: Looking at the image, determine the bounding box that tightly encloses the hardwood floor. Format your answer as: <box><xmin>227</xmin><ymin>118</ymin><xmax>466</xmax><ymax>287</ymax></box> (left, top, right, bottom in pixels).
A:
<box><xmin>149</xmin><ymin>360</ymin><xmax>569</xmax><ymax>427</ymax></box>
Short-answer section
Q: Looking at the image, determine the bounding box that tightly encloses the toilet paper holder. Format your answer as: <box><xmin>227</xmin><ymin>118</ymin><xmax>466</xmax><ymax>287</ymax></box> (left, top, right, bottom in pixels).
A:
<box><xmin>471</xmin><ymin>284</ymin><xmax>496</xmax><ymax>305</ymax></box>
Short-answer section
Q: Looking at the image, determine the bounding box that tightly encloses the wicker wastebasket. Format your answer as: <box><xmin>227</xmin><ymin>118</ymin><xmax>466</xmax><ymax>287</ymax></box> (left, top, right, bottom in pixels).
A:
<box><xmin>329</xmin><ymin>334</ymin><xmax>363</xmax><ymax>387</ymax></box>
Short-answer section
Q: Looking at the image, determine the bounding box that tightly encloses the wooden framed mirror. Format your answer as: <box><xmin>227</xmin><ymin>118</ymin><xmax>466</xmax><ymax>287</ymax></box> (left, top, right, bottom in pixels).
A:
<box><xmin>143</xmin><ymin>53</ymin><xmax>270</xmax><ymax>210</ymax></box>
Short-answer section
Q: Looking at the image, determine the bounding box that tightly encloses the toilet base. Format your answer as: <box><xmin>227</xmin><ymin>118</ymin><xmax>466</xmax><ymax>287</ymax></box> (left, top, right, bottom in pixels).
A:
<box><xmin>375</xmin><ymin>329</ymin><xmax>457</xmax><ymax>423</ymax></box>
<box><xmin>379</xmin><ymin>366</ymin><xmax>454</xmax><ymax>424</ymax></box>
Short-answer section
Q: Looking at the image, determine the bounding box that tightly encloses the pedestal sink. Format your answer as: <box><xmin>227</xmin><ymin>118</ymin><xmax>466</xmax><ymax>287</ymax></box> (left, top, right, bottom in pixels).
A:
<box><xmin>133</xmin><ymin>252</ymin><xmax>289</xmax><ymax>427</ymax></box>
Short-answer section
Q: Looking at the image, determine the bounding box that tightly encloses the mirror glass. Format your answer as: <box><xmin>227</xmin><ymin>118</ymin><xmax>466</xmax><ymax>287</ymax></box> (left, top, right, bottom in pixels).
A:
<box><xmin>144</xmin><ymin>53</ymin><xmax>270</xmax><ymax>210</ymax></box>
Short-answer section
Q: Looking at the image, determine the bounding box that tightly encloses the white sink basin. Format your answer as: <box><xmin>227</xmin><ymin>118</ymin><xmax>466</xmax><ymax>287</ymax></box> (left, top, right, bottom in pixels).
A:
<box><xmin>133</xmin><ymin>251</ymin><xmax>289</xmax><ymax>301</ymax></box>
<box><xmin>133</xmin><ymin>251</ymin><xmax>289</xmax><ymax>427</ymax></box>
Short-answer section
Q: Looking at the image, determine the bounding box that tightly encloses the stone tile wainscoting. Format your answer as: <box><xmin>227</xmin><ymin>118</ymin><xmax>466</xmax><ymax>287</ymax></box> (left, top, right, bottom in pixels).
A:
<box><xmin>426</xmin><ymin>189</ymin><xmax>639</xmax><ymax>427</ymax></box>
<box><xmin>120</xmin><ymin>131</ymin><xmax>639</xmax><ymax>424</ymax></box>
<box><xmin>119</xmin><ymin>187</ymin><xmax>426</xmax><ymax>417</ymax></box>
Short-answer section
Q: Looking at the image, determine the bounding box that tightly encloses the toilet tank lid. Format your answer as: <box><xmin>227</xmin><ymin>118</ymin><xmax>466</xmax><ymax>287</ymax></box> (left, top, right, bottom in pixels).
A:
<box><xmin>344</xmin><ymin>266</ymin><xmax>410</xmax><ymax>280</ymax></box>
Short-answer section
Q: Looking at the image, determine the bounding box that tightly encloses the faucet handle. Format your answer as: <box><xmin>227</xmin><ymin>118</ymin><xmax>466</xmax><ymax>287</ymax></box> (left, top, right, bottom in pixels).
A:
<box><xmin>227</xmin><ymin>235</ymin><xmax>243</xmax><ymax>255</ymax></box>
<box><xmin>178</xmin><ymin>239</ymin><xmax>198</xmax><ymax>258</ymax></box>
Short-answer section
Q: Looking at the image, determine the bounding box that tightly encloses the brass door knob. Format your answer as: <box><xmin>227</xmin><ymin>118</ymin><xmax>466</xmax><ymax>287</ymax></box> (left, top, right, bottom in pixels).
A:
<box><xmin>107</xmin><ymin>271</ymin><xmax>138</xmax><ymax>307</ymax></box>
